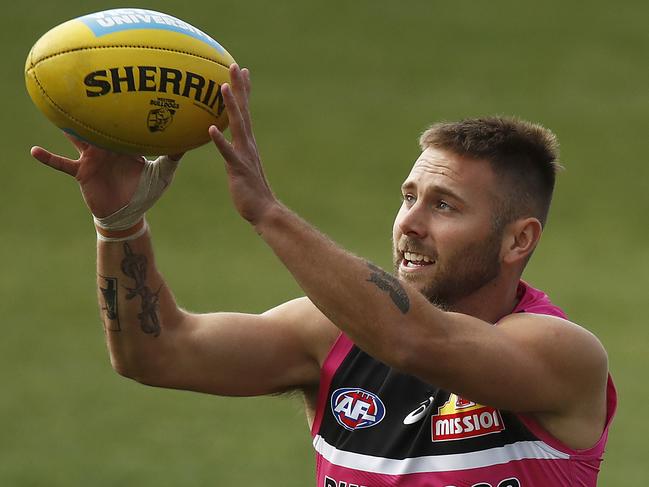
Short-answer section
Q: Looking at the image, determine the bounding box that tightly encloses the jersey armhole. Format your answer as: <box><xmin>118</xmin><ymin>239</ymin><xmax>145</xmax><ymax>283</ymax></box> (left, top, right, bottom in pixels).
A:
<box><xmin>310</xmin><ymin>332</ymin><xmax>354</xmax><ymax>437</ymax></box>
<box><xmin>517</xmin><ymin>374</ymin><xmax>617</xmax><ymax>460</ymax></box>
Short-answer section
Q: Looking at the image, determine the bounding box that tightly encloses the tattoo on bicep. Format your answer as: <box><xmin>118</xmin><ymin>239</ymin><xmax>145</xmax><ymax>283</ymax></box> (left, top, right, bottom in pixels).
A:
<box><xmin>366</xmin><ymin>262</ymin><xmax>410</xmax><ymax>314</ymax></box>
<box><xmin>99</xmin><ymin>275</ymin><xmax>121</xmax><ymax>331</ymax></box>
<box><xmin>120</xmin><ymin>242</ymin><xmax>162</xmax><ymax>337</ymax></box>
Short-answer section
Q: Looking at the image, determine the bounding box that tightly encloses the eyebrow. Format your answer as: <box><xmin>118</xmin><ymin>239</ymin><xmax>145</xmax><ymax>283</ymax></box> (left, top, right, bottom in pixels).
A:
<box><xmin>401</xmin><ymin>180</ymin><xmax>467</xmax><ymax>206</ymax></box>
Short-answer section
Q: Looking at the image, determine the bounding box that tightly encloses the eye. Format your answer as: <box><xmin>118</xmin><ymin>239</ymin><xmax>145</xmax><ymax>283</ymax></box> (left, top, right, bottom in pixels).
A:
<box><xmin>402</xmin><ymin>193</ymin><xmax>416</xmax><ymax>207</ymax></box>
<box><xmin>436</xmin><ymin>200</ymin><xmax>453</xmax><ymax>211</ymax></box>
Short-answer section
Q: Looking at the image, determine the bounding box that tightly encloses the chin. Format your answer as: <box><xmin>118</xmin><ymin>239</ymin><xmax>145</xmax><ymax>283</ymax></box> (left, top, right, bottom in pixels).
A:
<box><xmin>398</xmin><ymin>268</ymin><xmax>435</xmax><ymax>289</ymax></box>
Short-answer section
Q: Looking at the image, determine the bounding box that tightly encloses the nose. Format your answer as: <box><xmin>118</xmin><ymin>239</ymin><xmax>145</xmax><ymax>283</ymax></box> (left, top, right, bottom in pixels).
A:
<box><xmin>396</xmin><ymin>203</ymin><xmax>428</xmax><ymax>239</ymax></box>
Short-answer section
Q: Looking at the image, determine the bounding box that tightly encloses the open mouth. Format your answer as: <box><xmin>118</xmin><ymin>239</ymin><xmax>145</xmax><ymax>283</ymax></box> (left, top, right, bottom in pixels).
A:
<box><xmin>401</xmin><ymin>251</ymin><xmax>435</xmax><ymax>268</ymax></box>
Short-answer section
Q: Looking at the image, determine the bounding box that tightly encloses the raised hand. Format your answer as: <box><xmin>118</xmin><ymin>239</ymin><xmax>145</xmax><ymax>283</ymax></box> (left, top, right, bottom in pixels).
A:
<box><xmin>209</xmin><ymin>64</ymin><xmax>278</xmax><ymax>225</ymax></box>
<box><xmin>31</xmin><ymin>135</ymin><xmax>183</xmax><ymax>224</ymax></box>
<box><xmin>31</xmin><ymin>134</ymin><xmax>147</xmax><ymax>218</ymax></box>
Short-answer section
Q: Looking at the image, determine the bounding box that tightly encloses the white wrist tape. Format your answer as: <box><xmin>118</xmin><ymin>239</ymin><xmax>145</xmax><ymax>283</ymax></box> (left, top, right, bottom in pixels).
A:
<box><xmin>93</xmin><ymin>155</ymin><xmax>180</xmax><ymax>232</ymax></box>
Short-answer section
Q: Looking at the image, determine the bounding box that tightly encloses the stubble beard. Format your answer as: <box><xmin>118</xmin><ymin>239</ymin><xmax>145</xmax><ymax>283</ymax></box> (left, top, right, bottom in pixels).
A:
<box><xmin>393</xmin><ymin>231</ymin><xmax>503</xmax><ymax>310</ymax></box>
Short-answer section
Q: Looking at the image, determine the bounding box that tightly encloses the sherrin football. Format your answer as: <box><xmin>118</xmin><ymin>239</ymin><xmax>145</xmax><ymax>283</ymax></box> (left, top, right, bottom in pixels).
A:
<box><xmin>25</xmin><ymin>8</ymin><xmax>235</xmax><ymax>155</ymax></box>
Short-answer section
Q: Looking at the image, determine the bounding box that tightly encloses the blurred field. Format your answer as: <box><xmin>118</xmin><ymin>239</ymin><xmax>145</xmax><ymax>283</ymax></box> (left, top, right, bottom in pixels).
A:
<box><xmin>2</xmin><ymin>0</ymin><xmax>647</xmax><ymax>485</ymax></box>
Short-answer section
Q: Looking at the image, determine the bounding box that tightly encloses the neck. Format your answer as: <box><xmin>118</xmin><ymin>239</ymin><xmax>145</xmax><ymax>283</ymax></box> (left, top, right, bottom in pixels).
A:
<box><xmin>446</xmin><ymin>273</ymin><xmax>522</xmax><ymax>323</ymax></box>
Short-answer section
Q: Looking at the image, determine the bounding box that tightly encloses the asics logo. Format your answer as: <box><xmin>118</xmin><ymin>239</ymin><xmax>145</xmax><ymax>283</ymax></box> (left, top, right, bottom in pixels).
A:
<box><xmin>403</xmin><ymin>395</ymin><xmax>435</xmax><ymax>425</ymax></box>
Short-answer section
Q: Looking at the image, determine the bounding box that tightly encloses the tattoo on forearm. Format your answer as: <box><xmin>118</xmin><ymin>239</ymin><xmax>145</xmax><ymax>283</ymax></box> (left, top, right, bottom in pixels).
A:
<box><xmin>366</xmin><ymin>262</ymin><xmax>410</xmax><ymax>314</ymax></box>
<box><xmin>120</xmin><ymin>242</ymin><xmax>162</xmax><ymax>337</ymax></box>
<box><xmin>99</xmin><ymin>275</ymin><xmax>121</xmax><ymax>331</ymax></box>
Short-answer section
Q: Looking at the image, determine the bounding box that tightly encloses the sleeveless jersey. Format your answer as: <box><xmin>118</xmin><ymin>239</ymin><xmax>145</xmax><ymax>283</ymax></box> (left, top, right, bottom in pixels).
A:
<box><xmin>310</xmin><ymin>281</ymin><xmax>617</xmax><ymax>487</ymax></box>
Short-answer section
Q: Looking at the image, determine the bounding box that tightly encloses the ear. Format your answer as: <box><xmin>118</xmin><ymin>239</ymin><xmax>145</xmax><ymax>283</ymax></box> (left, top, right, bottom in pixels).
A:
<box><xmin>501</xmin><ymin>217</ymin><xmax>543</xmax><ymax>265</ymax></box>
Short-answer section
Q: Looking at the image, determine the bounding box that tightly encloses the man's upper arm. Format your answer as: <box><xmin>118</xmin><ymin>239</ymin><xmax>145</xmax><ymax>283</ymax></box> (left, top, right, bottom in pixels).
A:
<box><xmin>135</xmin><ymin>297</ymin><xmax>339</xmax><ymax>397</ymax></box>
<box><xmin>405</xmin><ymin>311</ymin><xmax>608</xmax><ymax>415</ymax></box>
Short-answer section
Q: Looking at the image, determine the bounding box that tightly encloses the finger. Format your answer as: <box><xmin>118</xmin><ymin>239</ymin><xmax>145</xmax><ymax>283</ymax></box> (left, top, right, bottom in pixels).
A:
<box><xmin>30</xmin><ymin>146</ymin><xmax>79</xmax><ymax>177</ymax></box>
<box><xmin>62</xmin><ymin>132</ymin><xmax>89</xmax><ymax>155</ymax></box>
<box><xmin>241</xmin><ymin>68</ymin><xmax>251</xmax><ymax>97</ymax></box>
<box><xmin>209</xmin><ymin>125</ymin><xmax>239</xmax><ymax>165</ymax></box>
<box><xmin>221</xmin><ymin>83</ymin><xmax>247</xmax><ymax>144</ymax></box>
<box><xmin>229</xmin><ymin>64</ymin><xmax>253</xmax><ymax>137</ymax></box>
<box><xmin>229</xmin><ymin>64</ymin><xmax>247</xmax><ymax>105</ymax></box>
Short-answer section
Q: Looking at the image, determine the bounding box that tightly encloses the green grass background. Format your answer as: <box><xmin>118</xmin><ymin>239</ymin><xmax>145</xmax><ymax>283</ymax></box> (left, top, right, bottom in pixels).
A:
<box><xmin>2</xmin><ymin>0</ymin><xmax>647</xmax><ymax>485</ymax></box>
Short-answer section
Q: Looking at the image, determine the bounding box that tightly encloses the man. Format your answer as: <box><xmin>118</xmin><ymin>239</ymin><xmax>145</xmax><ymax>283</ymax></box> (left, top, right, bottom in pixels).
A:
<box><xmin>31</xmin><ymin>64</ymin><xmax>615</xmax><ymax>487</ymax></box>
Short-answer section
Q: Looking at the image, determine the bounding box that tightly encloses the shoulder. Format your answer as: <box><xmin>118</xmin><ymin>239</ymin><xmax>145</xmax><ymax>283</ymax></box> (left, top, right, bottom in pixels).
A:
<box><xmin>498</xmin><ymin>313</ymin><xmax>610</xmax><ymax>449</ymax></box>
<box><xmin>499</xmin><ymin>313</ymin><xmax>609</xmax><ymax>412</ymax></box>
<box><xmin>498</xmin><ymin>313</ymin><xmax>608</xmax><ymax>376</ymax></box>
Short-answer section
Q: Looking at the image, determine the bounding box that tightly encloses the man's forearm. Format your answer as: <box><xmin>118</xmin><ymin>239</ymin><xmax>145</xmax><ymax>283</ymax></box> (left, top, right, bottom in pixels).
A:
<box><xmin>96</xmin><ymin>232</ymin><xmax>183</xmax><ymax>379</ymax></box>
<box><xmin>255</xmin><ymin>203</ymin><xmax>444</xmax><ymax>369</ymax></box>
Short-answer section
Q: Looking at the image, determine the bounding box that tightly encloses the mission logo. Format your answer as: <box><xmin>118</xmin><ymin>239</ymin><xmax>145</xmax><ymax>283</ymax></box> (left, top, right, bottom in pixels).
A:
<box><xmin>431</xmin><ymin>394</ymin><xmax>505</xmax><ymax>442</ymax></box>
<box><xmin>331</xmin><ymin>388</ymin><xmax>386</xmax><ymax>431</ymax></box>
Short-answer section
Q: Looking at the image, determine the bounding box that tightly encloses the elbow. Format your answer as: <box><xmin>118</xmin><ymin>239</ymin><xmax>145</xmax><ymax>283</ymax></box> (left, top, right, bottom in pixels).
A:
<box><xmin>387</xmin><ymin>321</ymin><xmax>452</xmax><ymax>379</ymax></box>
<box><xmin>109</xmin><ymin>355</ymin><xmax>157</xmax><ymax>386</ymax></box>
<box><xmin>383</xmin><ymin>328</ymin><xmax>427</xmax><ymax>374</ymax></box>
<box><xmin>391</xmin><ymin>345</ymin><xmax>432</xmax><ymax>377</ymax></box>
<box><xmin>109</xmin><ymin>355</ymin><xmax>138</xmax><ymax>380</ymax></box>
<box><xmin>387</xmin><ymin>339</ymin><xmax>415</xmax><ymax>373</ymax></box>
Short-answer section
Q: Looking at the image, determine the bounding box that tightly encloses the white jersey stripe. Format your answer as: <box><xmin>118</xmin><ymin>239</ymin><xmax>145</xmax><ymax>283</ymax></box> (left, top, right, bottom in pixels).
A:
<box><xmin>313</xmin><ymin>435</ymin><xmax>569</xmax><ymax>475</ymax></box>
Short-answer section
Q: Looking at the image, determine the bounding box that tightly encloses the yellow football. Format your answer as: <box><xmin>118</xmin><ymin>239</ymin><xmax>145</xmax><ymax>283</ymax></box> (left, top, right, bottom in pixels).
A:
<box><xmin>25</xmin><ymin>8</ymin><xmax>235</xmax><ymax>155</ymax></box>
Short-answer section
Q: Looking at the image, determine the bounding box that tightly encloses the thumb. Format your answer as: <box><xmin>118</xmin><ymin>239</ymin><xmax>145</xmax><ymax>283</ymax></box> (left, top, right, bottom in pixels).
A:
<box><xmin>31</xmin><ymin>146</ymin><xmax>79</xmax><ymax>177</ymax></box>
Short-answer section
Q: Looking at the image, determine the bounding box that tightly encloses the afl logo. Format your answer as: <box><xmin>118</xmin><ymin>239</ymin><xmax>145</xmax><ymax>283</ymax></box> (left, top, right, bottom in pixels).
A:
<box><xmin>330</xmin><ymin>388</ymin><xmax>386</xmax><ymax>431</ymax></box>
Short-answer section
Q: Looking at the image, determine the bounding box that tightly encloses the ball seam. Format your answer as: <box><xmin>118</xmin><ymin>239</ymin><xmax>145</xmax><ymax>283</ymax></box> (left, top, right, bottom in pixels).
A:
<box><xmin>31</xmin><ymin>45</ymin><xmax>231</xmax><ymax>69</ymax></box>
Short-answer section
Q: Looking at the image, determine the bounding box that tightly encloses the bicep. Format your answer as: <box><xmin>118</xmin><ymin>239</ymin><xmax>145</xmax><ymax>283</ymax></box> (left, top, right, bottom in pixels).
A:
<box><xmin>143</xmin><ymin>298</ymin><xmax>337</xmax><ymax>396</ymax></box>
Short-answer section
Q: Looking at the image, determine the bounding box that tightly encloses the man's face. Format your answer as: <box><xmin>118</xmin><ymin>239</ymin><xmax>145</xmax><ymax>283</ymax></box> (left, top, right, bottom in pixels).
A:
<box><xmin>392</xmin><ymin>147</ymin><xmax>504</xmax><ymax>308</ymax></box>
